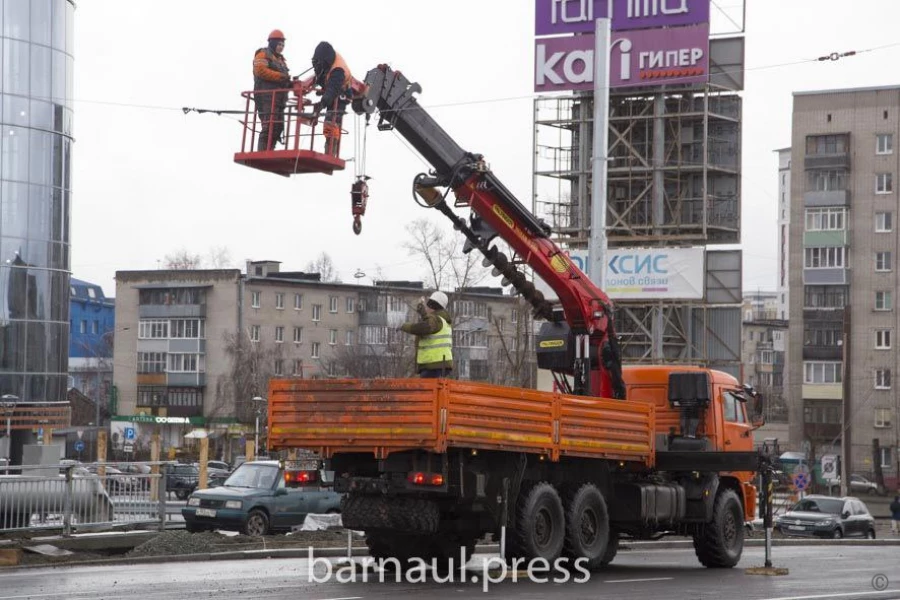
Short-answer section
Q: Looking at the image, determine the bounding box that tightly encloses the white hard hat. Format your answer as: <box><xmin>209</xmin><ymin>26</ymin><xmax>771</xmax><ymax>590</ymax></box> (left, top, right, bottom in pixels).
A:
<box><xmin>428</xmin><ymin>291</ymin><xmax>449</xmax><ymax>309</ymax></box>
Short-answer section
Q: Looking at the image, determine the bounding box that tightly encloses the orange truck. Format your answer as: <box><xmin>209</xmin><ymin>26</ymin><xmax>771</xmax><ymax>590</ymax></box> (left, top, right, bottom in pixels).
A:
<box><xmin>267</xmin><ymin>65</ymin><xmax>768</xmax><ymax>571</ymax></box>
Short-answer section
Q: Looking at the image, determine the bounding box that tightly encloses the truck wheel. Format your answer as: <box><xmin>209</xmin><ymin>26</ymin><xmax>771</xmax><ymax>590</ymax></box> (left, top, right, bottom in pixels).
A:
<box><xmin>243</xmin><ymin>509</ymin><xmax>270</xmax><ymax>537</ymax></box>
<box><xmin>562</xmin><ymin>483</ymin><xmax>610</xmax><ymax>571</ymax></box>
<box><xmin>693</xmin><ymin>489</ymin><xmax>744</xmax><ymax>568</ymax></box>
<box><xmin>600</xmin><ymin>532</ymin><xmax>619</xmax><ymax>567</ymax></box>
<box><xmin>508</xmin><ymin>482</ymin><xmax>565</xmax><ymax>563</ymax></box>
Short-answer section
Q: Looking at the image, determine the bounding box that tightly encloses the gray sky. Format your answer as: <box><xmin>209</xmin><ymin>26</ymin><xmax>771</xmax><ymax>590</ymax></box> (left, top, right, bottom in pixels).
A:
<box><xmin>70</xmin><ymin>0</ymin><xmax>900</xmax><ymax>297</ymax></box>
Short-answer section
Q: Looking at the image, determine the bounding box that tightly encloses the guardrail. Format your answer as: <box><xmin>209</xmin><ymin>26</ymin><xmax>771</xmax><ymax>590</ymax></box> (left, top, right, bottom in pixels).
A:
<box><xmin>0</xmin><ymin>462</ymin><xmax>171</xmax><ymax>536</ymax></box>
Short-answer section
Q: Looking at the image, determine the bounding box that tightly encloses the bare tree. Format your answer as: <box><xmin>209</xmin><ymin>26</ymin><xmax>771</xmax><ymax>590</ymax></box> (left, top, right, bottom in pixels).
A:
<box><xmin>330</xmin><ymin>328</ymin><xmax>416</xmax><ymax>379</ymax></box>
<box><xmin>206</xmin><ymin>246</ymin><xmax>235</xmax><ymax>269</ymax></box>
<box><xmin>305</xmin><ymin>252</ymin><xmax>341</xmax><ymax>282</ymax></box>
<box><xmin>488</xmin><ymin>299</ymin><xmax>537</xmax><ymax>388</ymax></box>
<box><xmin>164</xmin><ymin>248</ymin><xmax>204</xmax><ymax>270</ymax></box>
<box><xmin>402</xmin><ymin>218</ymin><xmax>489</xmax><ymax>292</ymax></box>
<box><xmin>212</xmin><ymin>330</ymin><xmax>285</xmax><ymax>426</ymax></box>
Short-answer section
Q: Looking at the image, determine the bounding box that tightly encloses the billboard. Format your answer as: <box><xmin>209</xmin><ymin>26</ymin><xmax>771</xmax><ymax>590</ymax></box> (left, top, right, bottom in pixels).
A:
<box><xmin>535</xmin><ymin>23</ymin><xmax>710</xmax><ymax>92</ymax></box>
<box><xmin>535</xmin><ymin>0</ymin><xmax>711</xmax><ymax>36</ymax></box>
<box><xmin>537</xmin><ymin>247</ymin><xmax>705</xmax><ymax>300</ymax></box>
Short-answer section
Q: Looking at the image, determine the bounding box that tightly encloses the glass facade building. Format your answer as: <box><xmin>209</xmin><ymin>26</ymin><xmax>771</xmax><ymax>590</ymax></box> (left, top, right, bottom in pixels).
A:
<box><xmin>0</xmin><ymin>0</ymin><xmax>75</xmax><ymax>402</ymax></box>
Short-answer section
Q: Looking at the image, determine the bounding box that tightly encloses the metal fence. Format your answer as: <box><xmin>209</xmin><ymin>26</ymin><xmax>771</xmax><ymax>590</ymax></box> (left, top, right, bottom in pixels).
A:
<box><xmin>0</xmin><ymin>462</ymin><xmax>172</xmax><ymax>535</ymax></box>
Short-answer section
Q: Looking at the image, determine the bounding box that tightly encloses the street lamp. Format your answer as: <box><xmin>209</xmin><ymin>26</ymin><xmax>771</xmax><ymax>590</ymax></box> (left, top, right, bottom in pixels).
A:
<box><xmin>252</xmin><ymin>396</ymin><xmax>265</xmax><ymax>458</ymax></box>
<box><xmin>1</xmin><ymin>394</ymin><xmax>19</xmax><ymax>475</ymax></box>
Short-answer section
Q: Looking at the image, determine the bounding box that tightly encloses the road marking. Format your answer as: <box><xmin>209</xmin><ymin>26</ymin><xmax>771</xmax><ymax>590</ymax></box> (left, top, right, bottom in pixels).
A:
<box><xmin>762</xmin><ymin>592</ymin><xmax>900</xmax><ymax>600</ymax></box>
<box><xmin>0</xmin><ymin>593</ymin><xmax>98</xmax><ymax>600</ymax></box>
<box><xmin>604</xmin><ymin>577</ymin><xmax>675</xmax><ymax>583</ymax></box>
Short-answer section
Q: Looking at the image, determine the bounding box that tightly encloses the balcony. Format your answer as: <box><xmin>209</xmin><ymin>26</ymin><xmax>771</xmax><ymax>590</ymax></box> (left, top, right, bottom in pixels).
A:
<box><xmin>803</xmin><ymin>230</ymin><xmax>849</xmax><ymax>246</ymax></box>
<box><xmin>803</xmin><ymin>422</ymin><xmax>842</xmax><ymax>442</ymax></box>
<box><xmin>803</xmin><ymin>268</ymin><xmax>849</xmax><ymax>285</ymax></box>
<box><xmin>804</xmin><ymin>153</ymin><xmax>850</xmax><ymax>170</ymax></box>
<box><xmin>803</xmin><ymin>190</ymin><xmax>850</xmax><ymax>207</ymax></box>
<box><xmin>139</xmin><ymin>304</ymin><xmax>206</xmax><ymax>319</ymax></box>
<box><xmin>803</xmin><ymin>345</ymin><xmax>843</xmax><ymax>361</ymax></box>
<box><xmin>167</xmin><ymin>372</ymin><xmax>206</xmax><ymax>387</ymax></box>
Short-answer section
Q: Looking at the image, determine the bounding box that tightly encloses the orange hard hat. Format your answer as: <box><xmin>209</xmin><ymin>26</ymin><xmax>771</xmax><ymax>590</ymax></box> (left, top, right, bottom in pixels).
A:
<box><xmin>268</xmin><ymin>29</ymin><xmax>285</xmax><ymax>41</ymax></box>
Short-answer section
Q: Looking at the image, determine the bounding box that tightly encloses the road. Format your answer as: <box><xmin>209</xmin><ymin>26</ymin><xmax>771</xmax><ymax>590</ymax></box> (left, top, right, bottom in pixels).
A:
<box><xmin>2</xmin><ymin>545</ymin><xmax>899</xmax><ymax>599</ymax></box>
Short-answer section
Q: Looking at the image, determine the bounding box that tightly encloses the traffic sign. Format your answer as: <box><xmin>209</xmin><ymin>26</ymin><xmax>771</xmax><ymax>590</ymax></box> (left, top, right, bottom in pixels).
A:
<box><xmin>74</xmin><ymin>440</ymin><xmax>85</xmax><ymax>453</ymax></box>
<box><xmin>793</xmin><ymin>472</ymin><xmax>809</xmax><ymax>491</ymax></box>
<box><xmin>124</xmin><ymin>427</ymin><xmax>136</xmax><ymax>441</ymax></box>
<box><xmin>821</xmin><ymin>455</ymin><xmax>838</xmax><ymax>482</ymax></box>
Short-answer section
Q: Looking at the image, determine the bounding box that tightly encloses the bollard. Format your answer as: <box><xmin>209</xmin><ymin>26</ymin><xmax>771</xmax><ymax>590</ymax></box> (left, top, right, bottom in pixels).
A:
<box><xmin>198</xmin><ymin>437</ymin><xmax>209</xmax><ymax>490</ymax></box>
<box><xmin>158</xmin><ymin>463</ymin><xmax>168</xmax><ymax>531</ymax></box>
<box><xmin>245</xmin><ymin>439</ymin><xmax>255</xmax><ymax>463</ymax></box>
<box><xmin>42</xmin><ymin>428</ymin><xmax>52</xmax><ymax>446</ymax></box>
<box><xmin>97</xmin><ymin>430</ymin><xmax>108</xmax><ymax>480</ymax></box>
<box><xmin>62</xmin><ymin>466</ymin><xmax>74</xmax><ymax>537</ymax></box>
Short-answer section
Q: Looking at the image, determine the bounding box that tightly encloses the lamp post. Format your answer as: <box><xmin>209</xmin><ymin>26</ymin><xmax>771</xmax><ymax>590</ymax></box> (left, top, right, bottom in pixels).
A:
<box><xmin>252</xmin><ymin>396</ymin><xmax>265</xmax><ymax>458</ymax></box>
<box><xmin>0</xmin><ymin>394</ymin><xmax>19</xmax><ymax>475</ymax></box>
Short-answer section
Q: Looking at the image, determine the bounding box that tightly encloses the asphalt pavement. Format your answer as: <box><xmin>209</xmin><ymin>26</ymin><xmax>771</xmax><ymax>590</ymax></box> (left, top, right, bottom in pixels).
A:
<box><xmin>2</xmin><ymin>544</ymin><xmax>899</xmax><ymax>600</ymax></box>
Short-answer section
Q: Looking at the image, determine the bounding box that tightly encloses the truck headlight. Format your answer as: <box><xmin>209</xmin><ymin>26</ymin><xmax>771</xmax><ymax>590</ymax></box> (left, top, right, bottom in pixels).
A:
<box><xmin>225</xmin><ymin>500</ymin><xmax>242</xmax><ymax>510</ymax></box>
<box><xmin>188</xmin><ymin>497</ymin><xmax>200</xmax><ymax>507</ymax></box>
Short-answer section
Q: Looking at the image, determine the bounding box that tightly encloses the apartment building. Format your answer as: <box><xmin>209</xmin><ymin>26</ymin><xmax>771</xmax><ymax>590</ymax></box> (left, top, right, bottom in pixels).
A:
<box><xmin>742</xmin><ymin>292</ymin><xmax>788</xmax><ymax>441</ymax></box>
<box><xmin>787</xmin><ymin>86</ymin><xmax>900</xmax><ymax>488</ymax></box>
<box><xmin>112</xmin><ymin>261</ymin><xmax>534</xmax><ymax>459</ymax></box>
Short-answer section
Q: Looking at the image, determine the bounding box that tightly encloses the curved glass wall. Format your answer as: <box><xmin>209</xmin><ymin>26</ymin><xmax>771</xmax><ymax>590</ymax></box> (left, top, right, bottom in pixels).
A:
<box><xmin>0</xmin><ymin>0</ymin><xmax>74</xmax><ymax>402</ymax></box>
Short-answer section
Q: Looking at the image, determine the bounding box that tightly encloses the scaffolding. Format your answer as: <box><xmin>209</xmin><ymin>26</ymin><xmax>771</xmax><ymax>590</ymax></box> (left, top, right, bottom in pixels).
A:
<box><xmin>533</xmin><ymin>84</ymin><xmax>743</xmax><ymax>374</ymax></box>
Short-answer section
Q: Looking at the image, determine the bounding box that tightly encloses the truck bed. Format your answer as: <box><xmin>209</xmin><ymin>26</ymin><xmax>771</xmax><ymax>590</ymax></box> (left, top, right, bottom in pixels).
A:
<box><xmin>268</xmin><ymin>378</ymin><xmax>654</xmax><ymax>467</ymax></box>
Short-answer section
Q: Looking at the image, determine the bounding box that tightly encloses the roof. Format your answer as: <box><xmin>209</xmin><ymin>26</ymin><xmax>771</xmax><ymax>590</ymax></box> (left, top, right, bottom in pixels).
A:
<box><xmin>793</xmin><ymin>84</ymin><xmax>900</xmax><ymax>97</ymax></box>
<box><xmin>132</xmin><ymin>282</ymin><xmax>215</xmax><ymax>289</ymax></box>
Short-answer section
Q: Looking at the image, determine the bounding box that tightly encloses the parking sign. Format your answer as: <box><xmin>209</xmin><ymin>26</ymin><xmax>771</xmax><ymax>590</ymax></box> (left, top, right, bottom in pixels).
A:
<box><xmin>124</xmin><ymin>427</ymin><xmax>136</xmax><ymax>441</ymax></box>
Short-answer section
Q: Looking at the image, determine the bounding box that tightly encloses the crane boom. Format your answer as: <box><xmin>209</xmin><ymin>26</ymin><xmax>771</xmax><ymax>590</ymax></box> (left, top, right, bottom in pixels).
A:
<box><xmin>353</xmin><ymin>65</ymin><xmax>624</xmax><ymax>399</ymax></box>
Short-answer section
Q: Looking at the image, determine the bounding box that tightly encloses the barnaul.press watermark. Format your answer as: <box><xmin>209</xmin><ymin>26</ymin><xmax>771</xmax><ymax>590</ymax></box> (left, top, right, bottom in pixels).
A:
<box><xmin>307</xmin><ymin>547</ymin><xmax>592</xmax><ymax>592</ymax></box>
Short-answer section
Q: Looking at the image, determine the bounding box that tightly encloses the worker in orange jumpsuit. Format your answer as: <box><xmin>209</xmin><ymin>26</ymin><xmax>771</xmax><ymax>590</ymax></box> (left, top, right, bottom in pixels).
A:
<box><xmin>311</xmin><ymin>41</ymin><xmax>352</xmax><ymax>156</ymax></box>
<box><xmin>253</xmin><ymin>30</ymin><xmax>291</xmax><ymax>151</ymax></box>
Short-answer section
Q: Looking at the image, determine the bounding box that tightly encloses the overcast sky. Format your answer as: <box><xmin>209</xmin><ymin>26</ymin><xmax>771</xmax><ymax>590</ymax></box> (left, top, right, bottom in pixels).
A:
<box><xmin>70</xmin><ymin>0</ymin><xmax>900</xmax><ymax>298</ymax></box>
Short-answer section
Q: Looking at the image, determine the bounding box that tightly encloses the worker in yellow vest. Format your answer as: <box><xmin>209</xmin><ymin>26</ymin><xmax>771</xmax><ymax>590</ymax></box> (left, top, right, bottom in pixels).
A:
<box><xmin>400</xmin><ymin>291</ymin><xmax>453</xmax><ymax>378</ymax></box>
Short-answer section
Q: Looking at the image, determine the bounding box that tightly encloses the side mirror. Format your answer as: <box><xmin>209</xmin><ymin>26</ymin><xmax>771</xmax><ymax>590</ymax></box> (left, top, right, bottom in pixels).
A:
<box><xmin>750</xmin><ymin>392</ymin><xmax>766</xmax><ymax>429</ymax></box>
<box><xmin>841</xmin><ymin>511</ymin><xmax>850</xmax><ymax>519</ymax></box>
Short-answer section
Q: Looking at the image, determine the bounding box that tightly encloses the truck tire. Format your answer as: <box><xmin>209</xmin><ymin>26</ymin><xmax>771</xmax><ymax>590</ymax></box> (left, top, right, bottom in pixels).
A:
<box><xmin>562</xmin><ymin>483</ymin><xmax>610</xmax><ymax>571</ymax></box>
<box><xmin>508</xmin><ymin>482</ymin><xmax>565</xmax><ymax>563</ymax></box>
<box><xmin>692</xmin><ymin>488</ymin><xmax>744</xmax><ymax>568</ymax></box>
<box><xmin>600</xmin><ymin>532</ymin><xmax>619</xmax><ymax>567</ymax></box>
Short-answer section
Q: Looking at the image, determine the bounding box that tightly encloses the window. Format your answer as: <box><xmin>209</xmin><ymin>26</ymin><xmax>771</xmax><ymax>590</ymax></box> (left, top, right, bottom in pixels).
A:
<box><xmin>312</xmin><ymin>304</ymin><xmax>322</xmax><ymax>321</ymax></box>
<box><xmin>877</xmin><ymin>133</ymin><xmax>893</xmax><ymax>155</ymax></box>
<box><xmin>876</xmin><ymin>211</ymin><xmax>893</xmax><ymax>232</ymax></box>
<box><xmin>329</xmin><ymin>296</ymin><xmax>338</xmax><ymax>313</ymax></box>
<box><xmin>876</xmin><ymin>291</ymin><xmax>893</xmax><ymax>311</ymax></box>
<box><xmin>138</xmin><ymin>319</ymin><xmax>168</xmax><ymax>339</ymax></box>
<box><xmin>346</xmin><ymin>297</ymin><xmax>355</xmax><ymax>313</ymax></box>
<box><xmin>311</xmin><ymin>342</ymin><xmax>320</xmax><ymax>358</ymax></box>
<box><xmin>875</xmin><ymin>369</ymin><xmax>891</xmax><ymax>389</ymax></box>
<box><xmin>875</xmin><ymin>329</ymin><xmax>892</xmax><ymax>350</ymax></box>
<box><xmin>806</xmin><ymin>171</ymin><xmax>847</xmax><ymax>192</ymax></box>
<box><xmin>170</xmin><ymin>319</ymin><xmax>205</xmax><ymax>339</ymax></box>
<box><xmin>250</xmin><ymin>325</ymin><xmax>260</xmax><ymax>342</ymax></box>
<box><xmin>168</xmin><ymin>353</ymin><xmax>203</xmax><ymax>373</ymax></box>
<box><xmin>294</xmin><ymin>293</ymin><xmax>303</xmax><ymax>310</ymax></box>
<box><xmin>804</xmin><ymin>327</ymin><xmax>841</xmax><ymax>347</ymax></box>
<box><xmin>293</xmin><ymin>326</ymin><xmax>303</xmax><ymax>343</ymax></box>
<box><xmin>804</xmin><ymin>247</ymin><xmax>847</xmax><ymax>268</ymax></box>
<box><xmin>805</xmin><ymin>208</ymin><xmax>845</xmax><ymax>231</ymax></box>
<box><xmin>879</xmin><ymin>447</ymin><xmax>892</xmax><ymax>469</ymax></box>
<box><xmin>361</xmin><ymin>326</ymin><xmax>388</xmax><ymax>345</ymax></box>
<box><xmin>806</xmin><ymin>134</ymin><xmax>847</xmax><ymax>155</ymax></box>
<box><xmin>137</xmin><ymin>352</ymin><xmax>166</xmax><ymax>373</ymax></box>
<box><xmin>79</xmin><ymin>320</ymin><xmax>86</xmax><ymax>334</ymax></box>
<box><xmin>876</xmin><ymin>252</ymin><xmax>893</xmax><ymax>272</ymax></box>
<box><xmin>275</xmin><ymin>293</ymin><xmax>284</xmax><ymax>309</ymax></box>
<box><xmin>723</xmin><ymin>392</ymin><xmax>747</xmax><ymax>424</ymax></box>
<box><xmin>876</xmin><ymin>173</ymin><xmax>893</xmax><ymax>194</ymax></box>
<box><xmin>345</xmin><ymin>330</ymin><xmax>354</xmax><ymax>345</ymax></box>
<box><xmin>251</xmin><ymin>291</ymin><xmax>261</xmax><ymax>308</ymax></box>
<box><xmin>91</xmin><ymin>320</ymin><xmax>98</xmax><ymax>334</ymax></box>
<box><xmin>875</xmin><ymin>408</ymin><xmax>892</xmax><ymax>429</ymax></box>
<box><xmin>293</xmin><ymin>359</ymin><xmax>303</xmax><ymax>376</ymax></box>
<box><xmin>804</xmin><ymin>362</ymin><xmax>842</xmax><ymax>384</ymax></box>
<box><xmin>759</xmin><ymin>350</ymin><xmax>774</xmax><ymax>364</ymax></box>
<box><xmin>453</xmin><ymin>330</ymin><xmax>489</xmax><ymax>348</ymax></box>
<box><xmin>274</xmin><ymin>359</ymin><xmax>283</xmax><ymax>376</ymax></box>
<box><xmin>804</xmin><ymin>285</ymin><xmax>848</xmax><ymax>308</ymax></box>
<box><xmin>329</xmin><ymin>329</ymin><xmax>337</xmax><ymax>345</ymax></box>
<box><xmin>275</xmin><ymin>326</ymin><xmax>284</xmax><ymax>343</ymax></box>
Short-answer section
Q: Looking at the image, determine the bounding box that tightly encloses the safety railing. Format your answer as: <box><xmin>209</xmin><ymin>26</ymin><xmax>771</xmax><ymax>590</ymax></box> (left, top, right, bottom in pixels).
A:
<box><xmin>238</xmin><ymin>88</ymin><xmax>322</xmax><ymax>155</ymax></box>
<box><xmin>0</xmin><ymin>462</ymin><xmax>172</xmax><ymax>536</ymax></box>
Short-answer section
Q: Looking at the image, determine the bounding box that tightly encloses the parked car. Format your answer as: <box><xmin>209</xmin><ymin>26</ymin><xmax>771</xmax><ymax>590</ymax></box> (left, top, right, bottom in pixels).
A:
<box><xmin>181</xmin><ymin>460</ymin><xmax>343</xmax><ymax>536</ymax></box>
<box><xmin>167</xmin><ymin>464</ymin><xmax>200</xmax><ymax>500</ymax></box>
<box><xmin>775</xmin><ymin>495</ymin><xmax>876</xmax><ymax>539</ymax></box>
<box><xmin>829</xmin><ymin>474</ymin><xmax>884</xmax><ymax>495</ymax></box>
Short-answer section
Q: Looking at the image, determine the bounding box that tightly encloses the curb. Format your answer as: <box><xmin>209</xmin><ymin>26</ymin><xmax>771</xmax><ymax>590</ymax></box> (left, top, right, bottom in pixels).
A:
<box><xmin>4</xmin><ymin>536</ymin><xmax>900</xmax><ymax>570</ymax></box>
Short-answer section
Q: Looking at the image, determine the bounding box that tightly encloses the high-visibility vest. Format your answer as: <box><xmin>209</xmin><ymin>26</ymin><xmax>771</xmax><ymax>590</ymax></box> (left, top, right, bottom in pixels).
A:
<box><xmin>417</xmin><ymin>316</ymin><xmax>453</xmax><ymax>365</ymax></box>
<box><xmin>253</xmin><ymin>47</ymin><xmax>289</xmax><ymax>90</ymax></box>
<box><xmin>327</xmin><ymin>52</ymin><xmax>353</xmax><ymax>92</ymax></box>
